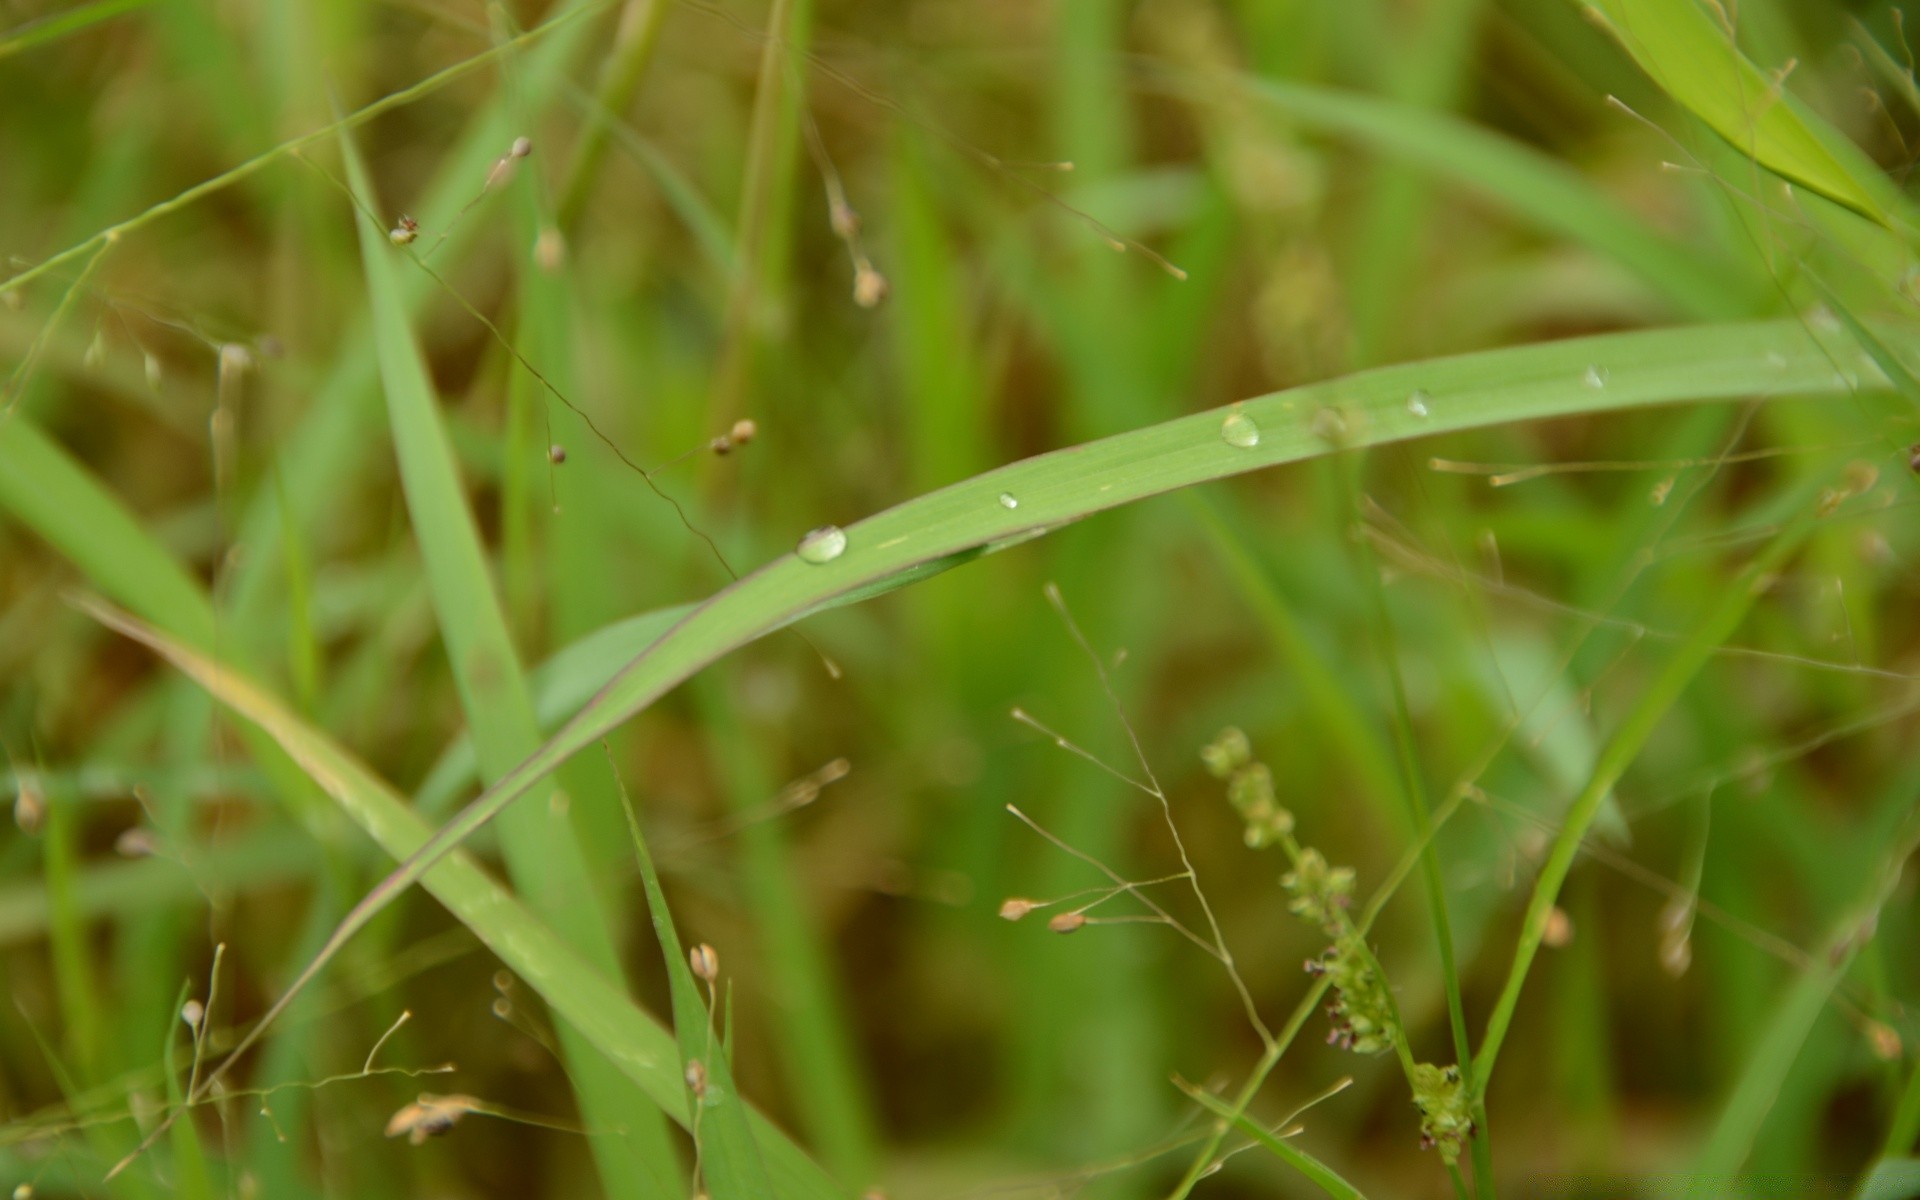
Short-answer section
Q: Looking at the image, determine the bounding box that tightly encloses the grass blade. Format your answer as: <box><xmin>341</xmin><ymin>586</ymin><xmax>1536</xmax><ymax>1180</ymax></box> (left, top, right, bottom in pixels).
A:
<box><xmin>616</xmin><ymin>761</ymin><xmax>776</xmax><ymax>1200</ymax></box>
<box><xmin>1588</xmin><ymin>0</ymin><xmax>1902</xmax><ymax>226</ymax></box>
<box><xmin>338</xmin><ymin>115</ymin><xmax>682</xmax><ymax>1196</ymax></box>
<box><xmin>253</xmin><ymin>318</ymin><xmax>1903</xmax><ymax>1081</ymax></box>
<box><xmin>77</xmin><ymin>598</ymin><xmax>851</xmax><ymax>1200</ymax></box>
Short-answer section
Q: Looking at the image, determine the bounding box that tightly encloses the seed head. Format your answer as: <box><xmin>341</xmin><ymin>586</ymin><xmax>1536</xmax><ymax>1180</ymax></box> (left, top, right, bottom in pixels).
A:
<box><xmin>998</xmin><ymin>897</ymin><xmax>1037</xmax><ymax>921</ymax></box>
<box><xmin>13</xmin><ymin>779</ymin><xmax>44</xmax><ymax>835</ymax></box>
<box><xmin>730</xmin><ymin>418</ymin><xmax>758</xmax><ymax>445</ymax></box>
<box><xmin>689</xmin><ymin>943</ymin><xmax>719</xmax><ymax>982</ymax></box>
<box><xmin>853</xmin><ymin>264</ymin><xmax>889</xmax><ymax>308</ymax></box>
<box><xmin>1542</xmin><ymin>906</ymin><xmax>1574</xmax><ymax>948</ymax></box>
<box><xmin>510</xmin><ymin>136</ymin><xmax>533</xmax><ymax>159</ymax></box>
<box><xmin>1047</xmin><ymin>911</ymin><xmax>1087</xmax><ymax>934</ymax></box>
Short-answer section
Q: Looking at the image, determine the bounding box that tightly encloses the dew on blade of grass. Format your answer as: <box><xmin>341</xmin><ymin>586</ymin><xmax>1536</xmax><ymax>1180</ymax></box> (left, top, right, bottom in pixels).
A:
<box><xmin>1220</xmin><ymin>410</ymin><xmax>1260</xmax><ymax>448</ymax></box>
<box><xmin>796</xmin><ymin>525</ymin><xmax>847</xmax><ymax>564</ymax></box>
<box><xmin>1583</xmin><ymin>364</ymin><xmax>1609</xmax><ymax>389</ymax></box>
<box><xmin>998</xmin><ymin>492</ymin><xmax>1019</xmax><ymax>509</ymax></box>
<box><xmin>1406</xmin><ymin>390</ymin><xmax>1431</xmax><ymax>418</ymax></box>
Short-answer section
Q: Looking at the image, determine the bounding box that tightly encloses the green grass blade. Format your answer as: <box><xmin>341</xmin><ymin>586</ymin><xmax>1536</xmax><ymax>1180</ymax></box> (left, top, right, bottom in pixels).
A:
<box><xmin>337</xmin><ymin>116</ymin><xmax>682</xmax><ymax>1197</ymax></box>
<box><xmin>617</xmin><ymin>763</ymin><xmax>776</xmax><ymax>1200</ymax></box>
<box><xmin>1588</xmin><ymin>0</ymin><xmax>1901</xmax><ymax>226</ymax></box>
<box><xmin>1177</xmin><ymin>1084</ymin><xmax>1367</xmax><ymax>1200</ymax></box>
<box><xmin>1470</xmin><ymin>472</ymin><xmax>1829</xmax><ymax>1097</ymax></box>
<box><xmin>282</xmin><ymin>319</ymin><xmax>1903</xmax><ymax>1047</ymax></box>
<box><xmin>412</xmin><ymin>604</ymin><xmax>695</xmax><ymax>817</ymax></box>
<box><xmin>78</xmin><ymin>598</ymin><xmax>852</xmax><ymax>1200</ymax></box>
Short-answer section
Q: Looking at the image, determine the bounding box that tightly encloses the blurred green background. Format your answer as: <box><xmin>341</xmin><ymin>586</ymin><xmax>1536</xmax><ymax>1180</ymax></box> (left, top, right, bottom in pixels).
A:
<box><xmin>4</xmin><ymin>0</ymin><xmax>1920</xmax><ymax>1196</ymax></box>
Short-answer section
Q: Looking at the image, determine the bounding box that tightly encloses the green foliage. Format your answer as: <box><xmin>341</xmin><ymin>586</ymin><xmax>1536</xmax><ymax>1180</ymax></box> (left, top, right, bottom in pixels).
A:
<box><xmin>5</xmin><ymin>2</ymin><xmax>1920</xmax><ymax>1198</ymax></box>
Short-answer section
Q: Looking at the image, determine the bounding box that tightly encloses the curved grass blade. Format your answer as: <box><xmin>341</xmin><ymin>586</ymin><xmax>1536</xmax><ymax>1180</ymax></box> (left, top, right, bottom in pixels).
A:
<box><xmin>76</xmin><ymin>598</ymin><xmax>850</xmax><ymax>1200</ymax></box>
<box><xmin>216</xmin><ymin>317</ymin><xmax>1904</xmax><ymax>1110</ymax></box>
<box><xmin>413</xmin><ymin>604</ymin><xmax>695</xmax><ymax>816</ymax></box>
<box><xmin>1589</xmin><ymin>0</ymin><xmax>1902</xmax><ymax>227</ymax></box>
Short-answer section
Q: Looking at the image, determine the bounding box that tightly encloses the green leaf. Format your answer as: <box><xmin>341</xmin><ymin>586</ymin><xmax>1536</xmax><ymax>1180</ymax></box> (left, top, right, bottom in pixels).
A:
<box><xmin>1588</xmin><ymin>0</ymin><xmax>1900</xmax><ymax>226</ymax></box>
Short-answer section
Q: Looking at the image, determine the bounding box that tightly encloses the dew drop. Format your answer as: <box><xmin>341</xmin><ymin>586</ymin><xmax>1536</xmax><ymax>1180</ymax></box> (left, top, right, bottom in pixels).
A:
<box><xmin>1406</xmin><ymin>390</ymin><xmax>1431</xmax><ymax>418</ymax></box>
<box><xmin>998</xmin><ymin>492</ymin><xmax>1019</xmax><ymax>509</ymax></box>
<box><xmin>1220</xmin><ymin>410</ymin><xmax>1260</xmax><ymax>449</ymax></box>
<box><xmin>796</xmin><ymin>526</ymin><xmax>847</xmax><ymax>564</ymax></box>
<box><xmin>1583</xmin><ymin>364</ymin><xmax>1609</xmax><ymax>390</ymax></box>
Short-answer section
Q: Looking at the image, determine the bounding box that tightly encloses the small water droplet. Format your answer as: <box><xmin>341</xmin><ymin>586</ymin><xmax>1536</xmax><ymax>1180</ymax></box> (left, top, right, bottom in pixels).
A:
<box><xmin>1220</xmin><ymin>410</ymin><xmax>1260</xmax><ymax>449</ymax></box>
<box><xmin>998</xmin><ymin>492</ymin><xmax>1019</xmax><ymax>509</ymax></box>
<box><xmin>796</xmin><ymin>526</ymin><xmax>847</xmax><ymax>564</ymax></box>
<box><xmin>1583</xmin><ymin>364</ymin><xmax>1609</xmax><ymax>389</ymax></box>
<box><xmin>1406</xmin><ymin>390</ymin><xmax>1431</xmax><ymax>418</ymax></box>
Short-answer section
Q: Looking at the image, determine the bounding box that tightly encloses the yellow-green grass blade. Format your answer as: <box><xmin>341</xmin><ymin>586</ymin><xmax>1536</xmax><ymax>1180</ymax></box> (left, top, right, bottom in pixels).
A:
<box><xmin>1588</xmin><ymin>0</ymin><xmax>1903</xmax><ymax>228</ymax></box>
<box><xmin>76</xmin><ymin>599</ymin><xmax>850</xmax><ymax>1200</ymax></box>
<box><xmin>338</xmin><ymin>117</ymin><xmax>682</xmax><ymax>1197</ymax></box>
<box><xmin>618</xmin><ymin>767</ymin><xmax>776</xmax><ymax>1199</ymax></box>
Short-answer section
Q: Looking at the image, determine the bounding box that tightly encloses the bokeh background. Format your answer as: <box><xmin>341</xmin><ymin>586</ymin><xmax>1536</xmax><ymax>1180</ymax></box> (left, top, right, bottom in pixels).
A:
<box><xmin>4</xmin><ymin>0</ymin><xmax>1920</xmax><ymax>1196</ymax></box>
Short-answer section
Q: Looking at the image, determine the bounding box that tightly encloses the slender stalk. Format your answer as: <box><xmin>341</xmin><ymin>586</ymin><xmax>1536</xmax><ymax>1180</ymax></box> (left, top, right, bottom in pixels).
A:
<box><xmin>1470</xmin><ymin>480</ymin><xmax>1824</xmax><ymax>1095</ymax></box>
<box><xmin>1335</xmin><ymin>453</ymin><xmax>1490</xmax><ymax>1196</ymax></box>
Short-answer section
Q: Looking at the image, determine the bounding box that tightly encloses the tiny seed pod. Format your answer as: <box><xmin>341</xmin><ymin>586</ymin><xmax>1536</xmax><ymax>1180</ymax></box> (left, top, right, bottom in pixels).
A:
<box><xmin>1047</xmin><ymin>912</ymin><xmax>1086</xmax><ymax>934</ymax></box>
<box><xmin>181</xmin><ymin>1000</ymin><xmax>205</xmax><ymax>1029</ymax></box>
<box><xmin>510</xmin><ymin>136</ymin><xmax>533</xmax><ymax>159</ymax></box>
<box><xmin>548</xmin><ymin>444</ymin><xmax>567</xmax><ymax>465</ymax></box>
<box><xmin>852</xmin><ymin>264</ymin><xmax>889</xmax><ymax>308</ymax></box>
<box><xmin>389</xmin><ymin>215</ymin><xmax>420</xmax><ymax>246</ymax></box>
<box><xmin>1542</xmin><ymin>907</ymin><xmax>1573</xmax><ymax>948</ymax></box>
<box><xmin>1866</xmin><ymin>1020</ymin><xmax>1903</xmax><ymax>1061</ymax></box>
<box><xmin>689</xmin><ymin>944</ymin><xmax>719</xmax><ymax>982</ymax></box>
<box><xmin>385</xmin><ymin>1095</ymin><xmax>483</xmax><ymax>1145</ymax></box>
<box><xmin>13</xmin><ymin>780</ymin><xmax>45</xmax><ymax>835</ymax></box>
<box><xmin>729</xmin><ymin>418</ymin><xmax>757</xmax><ymax>445</ymax></box>
<box><xmin>998</xmin><ymin>898</ymin><xmax>1036</xmax><ymax>921</ymax></box>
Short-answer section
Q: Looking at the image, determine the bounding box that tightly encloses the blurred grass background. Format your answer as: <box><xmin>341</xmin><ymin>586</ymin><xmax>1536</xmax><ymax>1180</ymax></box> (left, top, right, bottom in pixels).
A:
<box><xmin>4</xmin><ymin>0</ymin><xmax>1920</xmax><ymax>1196</ymax></box>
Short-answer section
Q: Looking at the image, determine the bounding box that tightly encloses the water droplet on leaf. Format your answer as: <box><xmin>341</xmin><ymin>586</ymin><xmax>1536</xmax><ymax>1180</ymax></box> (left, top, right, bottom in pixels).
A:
<box><xmin>998</xmin><ymin>492</ymin><xmax>1019</xmax><ymax>509</ymax></box>
<box><xmin>1406</xmin><ymin>390</ymin><xmax>1430</xmax><ymax>418</ymax></box>
<box><xmin>796</xmin><ymin>526</ymin><xmax>847</xmax><ymax>564</ymax></box>
<box><xmin>1583</xmin><ymin>365</ymin><xmax>1609</xmax><ymax>389</ymax></box>
<box><xmin>1220</xmin><ymin>410</ymin><xmax>1260</xmax><ymax>448</ymax></box>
